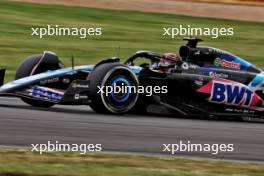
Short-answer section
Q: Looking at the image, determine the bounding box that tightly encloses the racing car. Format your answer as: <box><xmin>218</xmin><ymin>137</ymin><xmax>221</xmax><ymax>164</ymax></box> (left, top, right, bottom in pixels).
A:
<box><xmin>0</xmin><ymin>37</ymin><xmax>264</xmax><ymax>119</ymax></box>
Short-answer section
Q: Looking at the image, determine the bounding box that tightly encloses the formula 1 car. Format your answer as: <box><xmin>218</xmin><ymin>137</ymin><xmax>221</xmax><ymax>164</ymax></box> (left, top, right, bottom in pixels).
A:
<box><xmin>0</xmin><ymin>37</ymin><xmax>264</xmax><ymax>119</ymax></box>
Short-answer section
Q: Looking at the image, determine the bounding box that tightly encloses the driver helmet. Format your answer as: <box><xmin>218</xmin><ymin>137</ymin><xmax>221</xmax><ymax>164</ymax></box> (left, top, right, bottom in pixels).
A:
<box><xmin>164</xmin><ymin>53</ymin><xmax>181</xmax><ymax>61</ymax></box>
<box><xmin>159</xmin><ymin>53</ymin><xmax>180</xmax><ymax>67</ymax></box>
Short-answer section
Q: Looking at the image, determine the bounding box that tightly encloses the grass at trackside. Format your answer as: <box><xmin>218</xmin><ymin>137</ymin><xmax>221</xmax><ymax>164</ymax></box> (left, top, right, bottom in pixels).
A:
<box><xmin>0</xmin><ymin>1</ymin><xmax>263</xmax><ymax>82</ymax></box>
<box><xmin>0</xmin><ymin>148</ymin><xmax>263</xmax><ymax>176</ymax></box>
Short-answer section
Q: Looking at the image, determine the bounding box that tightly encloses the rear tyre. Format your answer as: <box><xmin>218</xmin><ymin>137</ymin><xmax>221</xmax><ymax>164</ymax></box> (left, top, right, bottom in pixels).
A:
<box><xmin>15</xmin><ymin>52</ymin><xmax>64</xmax><ymax>107</ymax></box>
<box><xmin>89</xmin><ymin>63</ymin><xmax>139</xmax><ymax>114</ymax></box>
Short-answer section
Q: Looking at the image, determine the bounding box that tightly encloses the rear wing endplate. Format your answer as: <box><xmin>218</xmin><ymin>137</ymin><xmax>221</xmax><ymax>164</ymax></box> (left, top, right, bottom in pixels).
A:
<box><xmin>0</xmin><ymin>69</ymin><xmax>6</xmax><ymax>86</ymax></box>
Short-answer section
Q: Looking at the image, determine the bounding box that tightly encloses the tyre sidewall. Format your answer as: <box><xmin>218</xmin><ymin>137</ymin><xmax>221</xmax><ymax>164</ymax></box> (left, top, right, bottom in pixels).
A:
<box><xmin>89</xmin><ymin>63</ymin><xmax>139</xmax><ymax>114</ymax></box>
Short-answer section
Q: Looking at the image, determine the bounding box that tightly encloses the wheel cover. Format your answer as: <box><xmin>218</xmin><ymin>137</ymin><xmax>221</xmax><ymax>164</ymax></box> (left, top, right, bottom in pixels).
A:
<box><xmin>100</xmin><ymin>66</ymin><xmax>139</xmax><ymax>113</ymax></box>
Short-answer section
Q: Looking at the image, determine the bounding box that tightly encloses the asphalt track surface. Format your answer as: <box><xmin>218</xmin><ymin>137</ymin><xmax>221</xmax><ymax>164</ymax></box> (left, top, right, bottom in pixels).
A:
<box><xmin>0</xmin><ymin>97</ymin><xmax>263</xmax><ymax>162</ymax></box>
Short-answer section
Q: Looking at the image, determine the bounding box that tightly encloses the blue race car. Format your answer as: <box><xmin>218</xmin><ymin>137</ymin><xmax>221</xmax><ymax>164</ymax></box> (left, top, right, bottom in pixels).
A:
<box><xmin>0</xmin><ymin>38</ymin><xmax>264</xmax><ymax>119</ymax></box>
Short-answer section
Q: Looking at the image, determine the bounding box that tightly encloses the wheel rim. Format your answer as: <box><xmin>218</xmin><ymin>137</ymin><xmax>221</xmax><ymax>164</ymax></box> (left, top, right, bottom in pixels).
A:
<box><xmin>110</xmin><ymin>76</ymin><xmax>132</xmax><ymax>103</ymax></box>
<box><xmin>100</xmin><ymin>66</ymin><xmax>139</xmax><ymax>113</ymax></box>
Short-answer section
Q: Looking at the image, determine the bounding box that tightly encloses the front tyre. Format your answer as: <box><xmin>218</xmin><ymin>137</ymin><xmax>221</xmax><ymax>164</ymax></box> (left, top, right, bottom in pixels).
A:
<box><xmin>89</xmin><ymin>63</ymin><xmax>139</xmax><ymax>114</ymax></box>
<box><xmin>15</xmin><ymin>51</ymin><xmax>64</xmax><ymax>107</ymax></box>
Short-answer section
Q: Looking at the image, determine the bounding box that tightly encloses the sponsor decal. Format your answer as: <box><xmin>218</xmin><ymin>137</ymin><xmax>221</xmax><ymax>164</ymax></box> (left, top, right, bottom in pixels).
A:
<box><xmin>197</xmin><ymin>79</ymin><xmax>262</xmax><ymax>110</ymax></box>
<box><xmin>189</xmin><ymin>64</ymin><xmax>198</xmax><ymax>69</ymax></box>
<box><xmin>40</xmin><ymin>77</ymin><xmax>59</xmax><ymax>85</ymax></box>
<box><xmin>194</xmin><ymin>80</ymin><xmax>203</xmax><ymax>86</ymax></box>
<box><xmin>31</xmin><ymin>86</ymin><xmax>63</xmax><ymax>101</ymax></box>
<box><xmin>209</xmin><ymin>71</ymin><xmax>228</xmax><ymax>79</ymax></box>
<box><xmin>72</xmin><ymin>83</ymin><xmax>89</xmax><ymax>89</ymax></box>
<box><xmin>214</xmin><ymin>58</ymin><xmax>241</xmax><ymax>69</ymax></box>
<box><xmin>62</xmin><ymin>78</ymin><xmax>71</xmax><ymax>84</ymax></box>
<box><xmin>213</xmin><ymin>58</ymin><xmax>221</xmax><ymax>67</ymax></box>
<box><xmin>181</xmin><ymin>62</ymin><xmax>189</xmax><ymax>70</ymax></box>
<box><xmin>225</xmin><ymin>108</ymin><xmax>255</xmax><ymax>114</ymax></box>
<box><xmin>74</xmin><ymin>94</ymin><xmax>88</xmax><ymax>100</ymax></box>
<box><xmin>210</xmin><ymin>81</ymin><xmax>252</xmax><ymax>106</ymax></box>
<box><xmin>194</xmin><ymin>77</ymin><xmax>204</xmax><ymax>86</ymax></box>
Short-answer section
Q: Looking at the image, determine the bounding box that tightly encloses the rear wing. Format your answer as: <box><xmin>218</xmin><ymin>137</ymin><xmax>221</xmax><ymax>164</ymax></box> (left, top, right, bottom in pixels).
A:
<box><xmin>0</xmin><ymin>69</ymin><xmax>5</xmax><ymax>86</ymax></box>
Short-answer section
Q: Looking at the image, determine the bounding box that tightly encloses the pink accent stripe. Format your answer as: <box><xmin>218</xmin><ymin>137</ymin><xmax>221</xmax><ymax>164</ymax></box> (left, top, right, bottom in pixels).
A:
<box><xmin>30</xmin><ymin>52</ymin><xmax>46</xmax><ymax>76</ymax></box>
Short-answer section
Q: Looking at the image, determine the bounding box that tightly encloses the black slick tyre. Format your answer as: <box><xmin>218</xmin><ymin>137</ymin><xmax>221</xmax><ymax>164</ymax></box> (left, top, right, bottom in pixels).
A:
<box><xmin>89</xmin><ymin>63</ymin><xmax>139</xmax><ymax>114</ymax></box>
